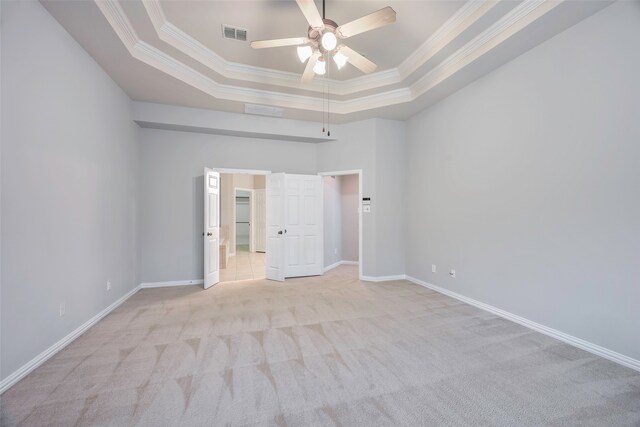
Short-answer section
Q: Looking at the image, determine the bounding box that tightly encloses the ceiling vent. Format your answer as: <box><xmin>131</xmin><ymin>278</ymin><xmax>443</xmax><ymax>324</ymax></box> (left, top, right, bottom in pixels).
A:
<box><xmin>222</xmin><ymin>25</ymin><xmax>247</xmax><ymax>42</ymax></box>
<box><xmin>245</xmin><ymin>104</ymin><xmax>284</xmax><ymax>118</ymax></box>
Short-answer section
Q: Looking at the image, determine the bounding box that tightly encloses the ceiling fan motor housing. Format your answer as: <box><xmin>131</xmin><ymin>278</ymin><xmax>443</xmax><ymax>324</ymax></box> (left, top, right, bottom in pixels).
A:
<box><xmin>309</xmin><ymin>19</ymin><xmax>338</xmax><ymax>52</ymax></box>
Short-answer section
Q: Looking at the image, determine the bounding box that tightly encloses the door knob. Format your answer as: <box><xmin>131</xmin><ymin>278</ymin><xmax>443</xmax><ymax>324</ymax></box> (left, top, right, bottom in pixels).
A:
<box><xmin>207</xmin><ymin>232</ymin><xmax>213</xmax><ymax>236</ymax></box>
<box><xmin>277</xmin><ymin>230</ymin><xmax>283</xmax><ymax>235</ymax></box>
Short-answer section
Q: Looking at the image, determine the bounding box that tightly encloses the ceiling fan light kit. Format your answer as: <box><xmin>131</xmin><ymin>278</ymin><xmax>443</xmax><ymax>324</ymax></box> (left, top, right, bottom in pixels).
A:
<box><xmin>333</xmin><ymin>49</ymin><xmax>348</xmax><ymax>70</ymax></box>
<box><xmin>249</xmin><ymin>0</ymin><xmax>396</xmax><ymax>135</ymax></box>
<box><xmin>297</xmin><ymin>45</ymin><xmax>313</xmax><ymax>63</ymax></box>
<box><xmin>313</xmin><ymin>57</ymin><xmax>327</xmax><ymax>76</ymax></box>
<box><xmin>320</xmin><ymin>31</ymin><xmax>337</xmax><ymax>51</ymax></box>
<box><xmin>250</xmin><ymin>0</ymin><xmax>396</xmax><ymax>80</ymax></box>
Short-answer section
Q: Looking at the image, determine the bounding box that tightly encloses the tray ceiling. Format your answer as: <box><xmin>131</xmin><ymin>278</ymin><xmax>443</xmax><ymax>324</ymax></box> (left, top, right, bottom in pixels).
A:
<box><xmin>41</xmin><ymin>0</ymin><xmax>612</xmax><ymax>123</ymax></box>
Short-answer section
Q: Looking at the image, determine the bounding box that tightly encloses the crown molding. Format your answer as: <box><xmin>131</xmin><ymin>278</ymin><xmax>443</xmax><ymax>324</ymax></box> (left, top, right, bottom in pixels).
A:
<box><xmin>410</xmin><ymin>0</ymin><xmax>562</xmax><ymax>98</ymax></box>
<box><xmin>97</xmin><ymin>0</ymin><xmax>138</xmax><ymax>49</ymax></box>
<box><xmin>142</xmin><ymin>0</ymin><xmax>326</xmax><ymax>93</ymax></box>
<box><xmin>97</xmin><ymin>0</ymin><xmax>566</xmax><ymax>115</ymax></box>
<box><xmin>140</xmin><ymin>0</ymin><xmax>497</xmax><ymax>96</ymax></box>
<box><xmin>398</xmin><ymin>0</ymin><xmax>498</xmax><ymax>78</ymax></box>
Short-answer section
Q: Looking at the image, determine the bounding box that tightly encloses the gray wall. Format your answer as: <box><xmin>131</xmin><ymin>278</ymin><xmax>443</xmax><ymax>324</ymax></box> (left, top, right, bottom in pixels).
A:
<box><xmin>141</xmin><ymin>117</ymin><xmax>407</xmax><ymax>282</ymax></box>
<box><xmin>317</xmin><ymin>120</ymin><xmax>377</xmax><ymax>276</ymax></box>
<box><xmin>138</xmin><ymin>129</ymin><xmax>318</xmax><ymax>283</ymax></box>
<box><xmin>317</xmin><ymin>119</ymin><xmax>406</xmax><ymax>277</ymax></box>
<box><xmin>340</xmin><ymin>175</ymin><xmax>359</xmax><ymax>262</ymax></box>
<box><xmin>323</xmin><ymin>176</ymin><xmax>342</xmax><ymax>267</ymax></box>
<box><xmin>405</xmin><ymin>1</ymin><xmax>640</xmax><ymax>360</ymax></box>
<box><xmin>374</xmin><ymin>120</ymin><xmax>406</xmax><ymax>276</ymax></box>
<box><xmin>1</xmin><ymin>1</ymin><xmax>140</xmax><ymax>380</ymax></box>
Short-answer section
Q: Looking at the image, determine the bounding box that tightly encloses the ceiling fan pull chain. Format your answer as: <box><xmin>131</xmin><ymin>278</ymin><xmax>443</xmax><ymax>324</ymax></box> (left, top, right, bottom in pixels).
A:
<box><xmin>327</xmin><ymin>53</ymin><xmax>331</xmax><ymax>137</ymax></box>
<box><xmin>326</xmin><ymin>53</ymin><xmax>330</xmax><ymax>134</ymax></box>
<box><xmin>322</xmin><ymin>72</ymin><xmax>326</xmax><ymax>133</ymax></box>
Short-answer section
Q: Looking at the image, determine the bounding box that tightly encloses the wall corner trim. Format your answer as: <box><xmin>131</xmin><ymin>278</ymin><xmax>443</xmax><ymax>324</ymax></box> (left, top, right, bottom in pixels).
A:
<box><xmin>405</xmin><ymin>275</ymin><xmax>640</xmax><ymax>373</ymax></box>
<box><xmin>140</xmin><ymin>279</ymin><xmax>204</xmax><ymax>289</ymax></box>
<box><xmin>0</xmin><ymin>285</ymin><xmax>142</xmax><ymax>395</ymax></box>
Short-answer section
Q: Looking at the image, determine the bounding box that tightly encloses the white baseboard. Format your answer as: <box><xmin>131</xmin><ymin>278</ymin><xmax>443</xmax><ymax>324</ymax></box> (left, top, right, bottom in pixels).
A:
<box><xmin>361</xmin><ymin>274</ymin><xmax>407</xmax><ymax>282</ymax></box>
<box><xmin>405</xmin><ymin>275</ymin><xmax>640</xmax><ymax>373</ymax></box>
<box><xmin>323</xmin><ymin>260</ymin><xmax>360</xmax><ymax>273</ymax></box>
<box><xmin>140</xmin><ymin>279</ymin><xmax>203</xmax><ymax>288</ymax></box>
<box><xmin>0</xmin><ymin>285</ymin><xmax>141</xmax><ymax>395</ymax></box>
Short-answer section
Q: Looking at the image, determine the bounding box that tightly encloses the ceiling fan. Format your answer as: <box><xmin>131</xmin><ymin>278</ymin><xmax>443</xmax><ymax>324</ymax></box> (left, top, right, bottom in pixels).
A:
<box><xmin>250</xmin><ymin>0</ymin><xmax>396</xmax><ymax>82</ymax></box>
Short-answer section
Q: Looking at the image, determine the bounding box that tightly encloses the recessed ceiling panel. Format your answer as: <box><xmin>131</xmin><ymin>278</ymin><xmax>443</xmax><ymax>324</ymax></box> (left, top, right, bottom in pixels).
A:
<box><xmin>159</xmin><ymin>0</ymin><xmax>465</xmax><ymax>79</ymax></box>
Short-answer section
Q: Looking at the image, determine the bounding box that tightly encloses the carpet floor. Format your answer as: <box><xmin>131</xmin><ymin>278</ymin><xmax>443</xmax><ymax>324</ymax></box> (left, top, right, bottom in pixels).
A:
<box><xmin>1</xmin><ymin>265</ymin><xmax>639</xmax><ymax>426</ymax></box>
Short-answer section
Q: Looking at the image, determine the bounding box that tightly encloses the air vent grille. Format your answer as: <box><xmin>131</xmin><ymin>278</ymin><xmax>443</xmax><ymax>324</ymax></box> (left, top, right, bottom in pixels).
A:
<box><xmin>235</xmin><ymin>29</ymin><xmax>247</xmax><ymax>42</ymax></box>
<box><xmin>222</xmin><ymin>25</ymin><xmax>248</xmax><ymax>42</ymax></box>
<box><xmin>245</xmin><ymin>104</ymin><xmax>284</xmax><ymax>118</ymax></box>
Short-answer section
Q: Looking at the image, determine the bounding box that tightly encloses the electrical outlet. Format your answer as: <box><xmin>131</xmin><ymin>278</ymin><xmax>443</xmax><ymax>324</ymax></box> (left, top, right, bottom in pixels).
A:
<box><xmin>449</xmin><ymin>269</ymin><xmax>456</xmax><ymax>279</ymax></box>
<box><xmin>432</xmin><ymin>264</ymin><xmax>437</xmax><ymax>273</ymax></box>
<box><xmin>59</xmin><ymin>303</ymin><xmax>65</xmax><ymax>317</ymax></box>
<box><xmin>107</xmin><ymin>280</ymin><xmax>112</xmax><ymax>291</ymax></box>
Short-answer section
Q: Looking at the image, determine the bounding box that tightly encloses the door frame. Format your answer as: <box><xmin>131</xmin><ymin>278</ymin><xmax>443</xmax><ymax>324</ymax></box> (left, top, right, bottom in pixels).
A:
<box><xmin>234</xmin><ymin>187</ymin><xmax>254</xmax><ymax>254</ymax></box>
<box><xmin>318</xmin><ymin>169</ymin><xmax>363</xmax><ymax>280</ymax></box>
<box><xmin>252</xmin><ymin>188</ymin><xmax>267</xmax><ymax>253</ymax></box>
<box><xmin>209</xmin><ymin>167</ymin><xmax>271</xmax><ymax>278</ymax></box>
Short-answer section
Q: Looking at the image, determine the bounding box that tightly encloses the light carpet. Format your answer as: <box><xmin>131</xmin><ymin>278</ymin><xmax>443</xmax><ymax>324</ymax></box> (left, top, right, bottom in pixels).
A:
<box><xmin>1</xmin><ymin>266</ymin><xmax>639</xmax><ymax>426</ymax></box>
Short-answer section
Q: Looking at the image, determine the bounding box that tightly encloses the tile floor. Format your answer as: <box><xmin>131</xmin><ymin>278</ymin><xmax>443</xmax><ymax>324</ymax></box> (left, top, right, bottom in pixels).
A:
<box><xmin>220</xmin><ymin>245</ymin><xmax>266</xmax><ymax>282</ymax></box>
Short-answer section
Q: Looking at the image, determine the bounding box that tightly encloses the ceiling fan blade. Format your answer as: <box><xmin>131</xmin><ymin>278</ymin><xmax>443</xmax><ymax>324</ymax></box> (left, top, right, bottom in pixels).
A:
<box><xmin>301</xmin><ymin>53</ymin><xmax>320</xmax><ymax>82</ymax></box>
<box><xmin>296</xmin><ymin>0</ymin><xmax>325</xmax><ymax>29</ymax></box>
<box><xmin>335</xmin><ymin>6</ymin><xmax>396</xmax><ymax>39</ymax></box>
<box><xmin>250</xmin><ymin>37</ymin><xmax>309</xmax><ymax>49</ymax></box>
<box><xmin>339</xmin><ymin>45</ymin><xmax>377</xmax><ymax>74</ymax></box>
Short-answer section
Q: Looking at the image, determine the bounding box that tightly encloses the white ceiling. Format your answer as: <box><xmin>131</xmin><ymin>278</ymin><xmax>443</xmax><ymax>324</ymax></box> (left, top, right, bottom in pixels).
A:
<box><xmin>41</xmin><ymin>0</ymin><xmax>612</xmax><ymax>123</ymax></box>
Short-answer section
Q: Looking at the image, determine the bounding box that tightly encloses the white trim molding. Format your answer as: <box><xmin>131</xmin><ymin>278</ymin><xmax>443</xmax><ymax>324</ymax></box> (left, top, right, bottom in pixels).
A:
<box><xmin>0</xmin><ymin>285</ymin><xmax>141</xmax><ymax>395</ymax></box>
<box><xmin>323</xmin><ymin>260</ymin><xmax>359</xmax><ymax>273</ymax></box>
<box><xmin>96</xmin><ymin>0</ymin><xmax>568</xmax><ymax>115</ymax></box>
<box><xmin>140</xmin><ymin>0</ymin><xmax>498</xmax><ymax>96</ymax></box>
<box><xmin>211</xmin><ymin>168</ymin><xmax>271</xmax><ymax>176</ymax></box>
<box><xmin>361</xmin><ymin>274</ymin><xmax>408</xmax><ymax>283</ymax></box>
<box><xmin>140</xmin><ymin>279</ymin><xmax>203</xmax><ymax>289</ymax></box>
<box><xmin>405</xmin><ymin>276</ymin><xmax>640</xmax><ymax>373</ymax></box>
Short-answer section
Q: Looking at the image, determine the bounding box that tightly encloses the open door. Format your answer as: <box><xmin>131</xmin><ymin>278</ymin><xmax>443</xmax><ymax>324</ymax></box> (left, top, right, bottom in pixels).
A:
<box><xmin>266</xmin><ymin>173</ymin><xmax>286</xmax><ymax>281</ymax></box>
<box><xmin>204</xmin><ymin>168</ymin><xmax>220</xmax><ymax>289</ymax></box>
<box><xmin>285</xmin><ymin>174</ymin><xmax>323</xmax><ymax>277</ymax></box>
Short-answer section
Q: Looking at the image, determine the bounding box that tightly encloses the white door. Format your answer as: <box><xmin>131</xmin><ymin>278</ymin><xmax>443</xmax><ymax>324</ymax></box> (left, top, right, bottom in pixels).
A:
<box><xmin>253</xmin><ymin>189</ymin><xmax>266</xmax><ymax>252</ymax></box>
<box><xmin>266</xmin><ymin>173</ymin><xmax>286</xmax><ymax>281</ymax></box>
<box><xmin>204</xmin><ymin>168</ymin><xmax>220</xmax><ymax>289</ymax></box>
<box><xmin>285</xmin><ymin>174</ymin><xmax>323</xmax><ymax>278</ymax></box>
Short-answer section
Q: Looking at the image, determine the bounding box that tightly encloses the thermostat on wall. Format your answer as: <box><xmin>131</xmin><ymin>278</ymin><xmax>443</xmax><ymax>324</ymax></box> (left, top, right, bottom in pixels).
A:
<box><xmin>362</xmin><ymin>197</ymin><xmax>371</xmax><ymax>213</ymax></box>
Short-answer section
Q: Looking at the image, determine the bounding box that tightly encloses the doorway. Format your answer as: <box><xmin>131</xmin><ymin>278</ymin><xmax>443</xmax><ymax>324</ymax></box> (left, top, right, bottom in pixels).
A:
<box><xmin>203</xmin><ymin>168</ymin><xmax>326</xmax><ymax>288</ymax></box>
<box><xmin>219</xmin><ymin>173</ymin><xmax>267</xmax><ymax>282</ymax></box>
<box><xmin>319</xmin><ymin>170</ymin><xmax>363</xmax><ymax>280</ymax></box>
